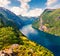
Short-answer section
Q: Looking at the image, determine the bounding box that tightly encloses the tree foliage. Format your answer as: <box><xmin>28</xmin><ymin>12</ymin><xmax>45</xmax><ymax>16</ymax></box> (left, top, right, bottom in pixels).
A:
<box><xmin>0</xmin><ymin>27</ymin><xmax>20</xmax><ymax>49</ymax></box>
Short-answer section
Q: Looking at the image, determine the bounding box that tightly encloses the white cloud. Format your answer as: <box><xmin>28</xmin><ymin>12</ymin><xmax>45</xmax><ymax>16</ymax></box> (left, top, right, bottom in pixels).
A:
<box><xmin>11</xmin><ymin>6</ymin><xmax>43</xmax><ymax>17</ymax></box>
<box><xmin>22</xmin><ymin>8</ymin><xmax>43</xmax><ymax>17</ymax></box>
<box><xmin>45</xmin><ymin>0</ymin><xmax>60</xmax><ymax>9</ymax></box>
<box><xmin>10</xmin><ymin>6</ymin><xmax>28</xmax><ymax>15</ymax></box>
<box><xmin>18</xmin><ymin>0</ymin><xmax>31</xmax><ymax>3</ymax></box>
<box><xmin>53</xmin><ymin>4</ymin><xmax>60</xmax><ymax>9</ymax></box>
<box><xmin>48</xmin><ymin>4</ymin><xmax>60</xmax><ymax>9</ymax></box>
<box><xmin>46</xmin><ymin>0</ymin><xmax>57</xmax><ymax>7</ymax></box>
<box><xmin>10</xmin><ymin>0</ymin><xmax>43</xmax><ymax>17</ymax></box>
<box><xmin>11</xmin><ymin>7</ymin><xmax>23</xmax><ymax>15</ymax></box>
<box><xmin>0</xmin><ymin>0</ymin><xmax>11</xmax><ymax>7</ymax></box>
<box><xmin>18</xmin><ymin>0</ymin><xmax>31</xmax><ymax>11</ymax></box>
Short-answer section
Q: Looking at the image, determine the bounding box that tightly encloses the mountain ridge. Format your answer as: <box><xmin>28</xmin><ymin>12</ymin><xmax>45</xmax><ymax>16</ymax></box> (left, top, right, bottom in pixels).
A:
<box><xmin>32</xmin><ymin>8</ymin><xmax>60</xmax><ymax>36</ymax></box>
<box><xmin>0</xmin><ymin>7</ymin><xmax>24</xmax><ymax>29</ymax></box>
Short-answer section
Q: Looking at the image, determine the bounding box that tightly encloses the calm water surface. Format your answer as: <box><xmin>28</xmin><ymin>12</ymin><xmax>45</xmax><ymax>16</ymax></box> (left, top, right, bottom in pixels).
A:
<box><xmin>20</xmin><ymin>24</ymin><xmax>60</xmax><ymax>56</ymax></box>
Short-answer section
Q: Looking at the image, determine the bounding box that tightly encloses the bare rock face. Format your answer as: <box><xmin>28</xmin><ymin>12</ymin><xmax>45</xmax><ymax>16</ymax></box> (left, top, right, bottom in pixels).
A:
<box><xmin>39</xmin><ymin>25</ymin><xmax>48</xmax><ymax>32</ymax></box>
<box><xmin>11</xmin><ymin>44</ymin><xmax>19</xmax><ymax>49</ymax></box>
<box><xmin>0</xmin><ymin>51</ymin><xmax>5</xmax><ymax>56</ymax></box>
<box><xmin>0</xmin><ymin>44</ymin><xmax>19</xmax><ymax>56</ymax></box>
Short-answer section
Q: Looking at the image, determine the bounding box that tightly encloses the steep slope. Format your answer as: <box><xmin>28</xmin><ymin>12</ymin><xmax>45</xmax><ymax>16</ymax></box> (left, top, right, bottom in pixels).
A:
<box><xmin>0</xmin><ymin>13</ymin><xmax>18</xmax><ymax>29</ymax></box>
<box><xmin>32</xmin><ymin>9</ymin><xmax>54</xmax><ymax>29</ymax></box>
<box><xmin>32</xmin><ymin>8</ymin><xmax>60</xmax><ymax>36</ymax></box>
<box><xmin>0</xmin><ymin>27</ymin><xmax>54</xmax><ymax>56</ymax></box>
<box><xmin>0</xmin><ymin>7</ymin><xmax>24</xmax><ymax>29</ymax></box>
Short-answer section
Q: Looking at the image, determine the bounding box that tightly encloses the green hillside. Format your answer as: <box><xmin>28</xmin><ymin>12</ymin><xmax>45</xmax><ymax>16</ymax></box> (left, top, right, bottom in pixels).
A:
<box><xmin>32</xmin><ymin>9</ymin><xmax>60</xmax><ymax>36</ymax></box>
<box><xmin>0</xmin><ymin>18</ymin><xmax>54</xmax><ymax>56</ymax></box>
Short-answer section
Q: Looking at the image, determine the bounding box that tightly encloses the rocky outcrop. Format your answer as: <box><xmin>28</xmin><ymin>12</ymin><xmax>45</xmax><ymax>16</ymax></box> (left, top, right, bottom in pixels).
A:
<box><xmin>0</xmin><ymin>44</ymin><xmax>19</xmax><ymax>56</ymax></box>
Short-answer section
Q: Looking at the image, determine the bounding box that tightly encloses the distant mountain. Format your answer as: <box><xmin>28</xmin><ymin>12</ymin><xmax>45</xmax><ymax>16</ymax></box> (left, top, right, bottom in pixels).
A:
<box><xmin>32</xmin><ymin>9</ymin><xmax>54</xmax><ymax>29</ymax></box>
<box><xmin>19</xmin><ymin>16</ymin><xmax>39</xmax><ymax>25</ymax></box>
<box><xmin>0</xmin><ymin>7</ymin><xmax>24</xmax><ymax>29</ymax></box>
<box><xmin>32</xmin><ymin>8</ymin><xmax>60</xmax><ymax>36</ymax></box>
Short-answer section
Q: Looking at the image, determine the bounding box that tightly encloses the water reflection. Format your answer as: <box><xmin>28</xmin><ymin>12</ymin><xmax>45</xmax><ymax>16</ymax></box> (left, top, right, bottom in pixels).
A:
<box><xmin>20</xmin><ymin>24</ymin><xmax>60</xmax><ymax>56</ymax></box>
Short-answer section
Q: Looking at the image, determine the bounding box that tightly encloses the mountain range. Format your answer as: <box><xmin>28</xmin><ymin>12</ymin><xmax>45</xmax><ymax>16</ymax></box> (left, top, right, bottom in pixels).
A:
<box><xmin>0</xmin><ymin>7</ymin><xmax>38</xmax><ymax>29</ymax></box>
<box><xmin>32</xmin><ymin>8</ymin><xmax>60</xmax><ymax>36</ymax></box>
<box><xmin>0</xmin><ymin>7</ymin><xmax>25</xmax><ymax>29</ymax></box>
<box><xmin>0</xmin><ymin>7</ymin><xmax>55</xmax><ymax>56</ymax></box>
<box><xmin>19</xmin><ymin>16</ymin><xmax>38</xmax><ymax>25</ymax></box>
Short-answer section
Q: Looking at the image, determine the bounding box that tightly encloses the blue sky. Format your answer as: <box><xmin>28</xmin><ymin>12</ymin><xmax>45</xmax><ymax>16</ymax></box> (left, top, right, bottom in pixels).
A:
<box><xmin>9</xmin><ymin>0</ymin><xmax>47</xmax><ymax>9</ymax></box>
<box><xmin>8</xmin><ymin>0</ymin><xmax>60</xmax><ymax>9</ymax></box>
<box><xmin>0</xmin><ymin>0</ymin><xmax>60</xmax><ymax>17</ymax></box>
<box><xmin>29</xmin><ymin>0</ymin><xmax>47</xmax><ymax>9</ymax></box>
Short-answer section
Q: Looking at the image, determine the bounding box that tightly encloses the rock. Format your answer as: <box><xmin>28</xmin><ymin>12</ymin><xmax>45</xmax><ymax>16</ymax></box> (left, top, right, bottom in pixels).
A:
<box><xmin>0</xmin><ymin>51</ymin><xmax>5</xmax><ymax>56</ymax></box>
<box><xmin>10</xmin><ymin>44</ymin><xmax>19</xmax><ymax>49</ymax></box>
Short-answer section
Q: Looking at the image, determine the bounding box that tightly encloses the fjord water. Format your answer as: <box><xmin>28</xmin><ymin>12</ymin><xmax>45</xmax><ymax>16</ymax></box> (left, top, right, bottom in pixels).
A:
<box><xmin>0</xmin><ymin>7</ymin><xmax>60</xmax><ymax>56</ymax></box>
<box><xmin>20</xmin><ymin>24</ymin><xmax>60</xmax><ymax>56</ymax></box>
